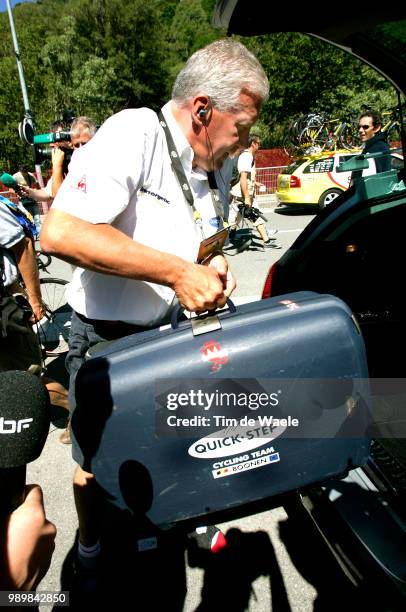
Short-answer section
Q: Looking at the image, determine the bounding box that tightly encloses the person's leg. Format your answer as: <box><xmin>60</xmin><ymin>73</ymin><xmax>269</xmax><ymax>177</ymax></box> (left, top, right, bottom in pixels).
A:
<box><xmin>67</xmin><ymin>314</ymin><xmax>142</xmax><ymax>571</ymax></box>
<box><xmin>253</xmin><ymin>218</ymin><xmax>280</xmax><ymax>248</ymax></box>
<box><xmin>42</xmin><ymin>377</ymin><xmax>69</xmax><ymax>412</ymax></box>
<box><xmin>0</xmin><ymin>325</ymin><xmax>42</xmax><ymax>374</ymax></box>
<box><xmin>73</xmin><ymin>465</ymin><xmax>102</xmax><ymax>549</ymax></box>
<box><xmin>256</xmin><ymin>222</ymin><xmax>269</xmax><ymax>243</ymax></box>
<box><xmin>65</xmin><ymin>313</ymin><xmax>105</xmax><ymax>568</ymax></box>
<box><xmin>0</xmin><ymin>312</ymin><xmax>69</xmax><ymax>416</ymax></box>
<box><xmin>227</xmin><ymin>200</ymin><xmax>253</xmax><ymax>252</ymax></box>
<box><xmin>228</xmin><ymin>199</ymin><xmax>241</xmax><ymax>241</ymax></box>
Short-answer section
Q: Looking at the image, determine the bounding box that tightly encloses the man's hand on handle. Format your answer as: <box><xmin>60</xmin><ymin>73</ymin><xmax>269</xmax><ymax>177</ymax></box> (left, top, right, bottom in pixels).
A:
<box><xmin>173</xmin><ymin>255</ymin><xmax>235</xmax><ymax>314</ymax></box>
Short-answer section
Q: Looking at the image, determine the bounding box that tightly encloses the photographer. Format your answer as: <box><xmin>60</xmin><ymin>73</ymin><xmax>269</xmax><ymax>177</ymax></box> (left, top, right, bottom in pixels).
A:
<box><xmin>50</xmin><ymin>117</ymin><xmax>96</xmax><ymax>195</ymax></box>
<box><xmin>49</xmin><ymin>124</ymin><xmax>71</xmax><ymax>198</ymax></box>
<box><xmin>70</xmin><ymin>116</ymin><xmax>97</xmax><ymax>150</ymax></box>
<box><xmin>19</xmin><ymin>121</ymin><xmax>69</xmax><ymax>206</ymax></box>
<box><xmin>26</xmin><ymin>118</ymin><xmax>96</xmax><ymax>203</ymax></box>
<box><xmin>229</xmin><ymin>135</ymin><xmax>280</xmax><ymax>249</ymax></box>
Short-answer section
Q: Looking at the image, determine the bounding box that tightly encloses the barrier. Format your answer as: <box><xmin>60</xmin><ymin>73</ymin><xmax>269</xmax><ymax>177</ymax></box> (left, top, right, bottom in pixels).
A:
<box><xmin>256</xmin><ymin>166</ymin><xmax>288</xmax><ymax>194</ymax></box>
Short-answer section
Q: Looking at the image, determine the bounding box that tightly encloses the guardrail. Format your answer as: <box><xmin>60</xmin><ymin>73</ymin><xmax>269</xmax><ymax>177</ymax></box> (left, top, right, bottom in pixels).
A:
<box><xmin>256</xmin><ymin>166</ymin><xmax>288</xmax><ymax>194</ymax></box>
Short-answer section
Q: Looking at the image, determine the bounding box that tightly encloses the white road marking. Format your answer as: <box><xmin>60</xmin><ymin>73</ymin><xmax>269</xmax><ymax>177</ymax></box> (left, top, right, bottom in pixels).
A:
<box><xmin>277</xmin><ymin>228</ymin><xmax>305</xmax><ymax>233</ymax></box>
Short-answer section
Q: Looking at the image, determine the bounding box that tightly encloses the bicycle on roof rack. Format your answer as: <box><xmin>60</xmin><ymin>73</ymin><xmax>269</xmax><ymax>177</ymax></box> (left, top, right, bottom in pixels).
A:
<box><xmin>381</xmin><ymin>105</ymin><xmax>404</xmax><ymax>146</ymax></box>
<box><xmin>283</xmin><ymin>111</ymin><xmax>362</xmax><ymax>157</ymax></box>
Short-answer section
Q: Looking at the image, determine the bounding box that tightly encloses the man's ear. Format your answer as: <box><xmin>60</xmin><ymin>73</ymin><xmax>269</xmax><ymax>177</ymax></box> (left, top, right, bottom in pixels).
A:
<box><xmin>192</xmin><ymin>96</ymin><xmax>212</xmax><ymax>125</ymax></box>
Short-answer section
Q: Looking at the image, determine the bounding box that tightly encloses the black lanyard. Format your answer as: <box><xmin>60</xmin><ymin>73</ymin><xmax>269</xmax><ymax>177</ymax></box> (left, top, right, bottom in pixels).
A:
<box><xmin>158</xmin><ymin>111</ymin><xmax>221</xmax><ymax>237</ymax></box>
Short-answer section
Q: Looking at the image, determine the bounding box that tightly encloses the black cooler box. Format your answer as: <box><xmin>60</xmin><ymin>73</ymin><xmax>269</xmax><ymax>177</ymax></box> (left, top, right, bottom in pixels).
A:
<box><xmin>73</xmin><ymin>291</ymin><xmax>371</xmax><ymax>528</ymax></box>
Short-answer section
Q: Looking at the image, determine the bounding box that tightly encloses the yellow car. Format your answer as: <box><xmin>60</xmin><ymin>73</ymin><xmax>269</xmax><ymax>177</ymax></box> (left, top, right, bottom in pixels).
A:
<box><xmin>276</xmin><ymin>150</ymin><xmax>360</xmax><ymax>210</ymax></box>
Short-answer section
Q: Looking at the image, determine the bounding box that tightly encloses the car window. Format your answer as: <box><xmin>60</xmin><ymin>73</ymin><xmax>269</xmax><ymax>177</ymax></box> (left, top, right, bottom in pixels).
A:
<box><xmin>283</xmin><ymin>160</ymin><xmax>305</xmax><ymax>174</ymax></box>
<box><xmin>303</xmin><ymin>158</ymin><xmax>334</xmax><ymax>173</ymax></box>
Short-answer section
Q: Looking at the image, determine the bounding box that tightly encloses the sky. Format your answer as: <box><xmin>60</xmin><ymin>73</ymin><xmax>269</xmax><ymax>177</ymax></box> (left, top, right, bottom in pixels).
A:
<box><xmin>0</xmin><ymin>1</ymin><xmax>36</xmax><ymax>12</ymax></box>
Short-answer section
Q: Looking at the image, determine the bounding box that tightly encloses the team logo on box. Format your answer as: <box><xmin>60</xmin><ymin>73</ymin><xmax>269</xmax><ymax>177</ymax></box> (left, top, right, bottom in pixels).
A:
<box><xmin>200</xmin><ymin>340</ymin><xmax>229</xmax><ymax>372</ymax></box>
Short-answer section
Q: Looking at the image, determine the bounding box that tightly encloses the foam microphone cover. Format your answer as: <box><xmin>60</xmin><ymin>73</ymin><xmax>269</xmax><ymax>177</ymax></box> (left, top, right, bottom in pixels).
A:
<box><xmin>0</xmin><ymin>371</ymin><xmax>49</xmax><ymax>467</ymax></box>
<box><xmin>0</xmin><ymin>172</ymin><xmax>19</xmax><ymax>190</ymax></box>
<box><xmin>0</xmin><ymin>371</ymin><xmax>49</xmax><ymax>514</ymax></box>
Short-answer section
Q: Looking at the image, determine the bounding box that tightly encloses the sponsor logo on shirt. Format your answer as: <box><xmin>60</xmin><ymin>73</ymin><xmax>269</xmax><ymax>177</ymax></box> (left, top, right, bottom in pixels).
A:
<box><xmin>76</xmin><ymin>175</ymin><xmax>87</xmax><ymax>192</ymax></box>
<box><xmin>139</xmin><ymin>186</ymin><xmax>170</xmax><ymax>205</ymax></box>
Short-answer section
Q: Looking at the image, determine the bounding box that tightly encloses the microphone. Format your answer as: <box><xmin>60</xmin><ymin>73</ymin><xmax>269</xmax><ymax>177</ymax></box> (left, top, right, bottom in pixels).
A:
<box><xmin>0</xmin><ymin>371</ymin><xmax>50</xmax><ymax>516</ymax></box>
<box><xmin>0</xmin><ymin>172</ymin><xmax>22</xmax><ymax>195</ymax></box>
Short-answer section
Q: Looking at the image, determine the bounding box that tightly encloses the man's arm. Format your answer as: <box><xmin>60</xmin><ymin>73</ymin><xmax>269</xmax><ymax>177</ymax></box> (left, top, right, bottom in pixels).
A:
<box><xmin>20</xmin><ymin>186</ymin><xmax>52</xmax><ymax>203</ymax></box>
<box><xmin>239</xmin><ymin>171</ymin><xmax>252</xmax><ymax>204</ymax></box>
<box><xmin>11</xmin><ymin>237</ymin><xmax>45</xmax><ymax>322</ymax></box>
<box><xmin>41</xmin><ymin>209</ymin><xmax>235</xmax><ymax>313</ymax></box>
<box><xmin>0</xmin><ymin>485</ymin><xmax>56</xmax><ymax>590</ymax></box>
<box><xmin>50</xmin><ymin>148</ymin><xmax>66</xmax><ymax>198</ymax></box>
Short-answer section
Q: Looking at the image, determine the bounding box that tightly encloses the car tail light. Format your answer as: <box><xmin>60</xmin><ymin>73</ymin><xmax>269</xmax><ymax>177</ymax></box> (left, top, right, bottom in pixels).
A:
<box><xmin>262</xmin><ymin>262</ymin><xmax>278</xmax><ymax>298</ymax></box>
<box><xmin>290</xmin><ymin>175</ymin><xmax>301</xmax><ymax>188</ymax></box>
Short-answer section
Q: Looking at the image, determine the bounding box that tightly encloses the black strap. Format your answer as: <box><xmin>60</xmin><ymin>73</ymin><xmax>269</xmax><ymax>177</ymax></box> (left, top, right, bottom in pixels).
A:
<box><xmin>0</xmin><ymin>252</ymin><xmax>6</xmax><ymax>298</ymax></box>
<box><xmin>158</xmin><ymin>111</ymin><xmax>195</xmax><ymax>210</ymax></box>
<box><xmin>157</xmin><ymin>111</ymin><xmax>221</xmax><ymax>232</ymax></box>
<box><xmin>207</xmin><ymin>170</ymin><xmax>220</xmax><ymax>202</ymax></box>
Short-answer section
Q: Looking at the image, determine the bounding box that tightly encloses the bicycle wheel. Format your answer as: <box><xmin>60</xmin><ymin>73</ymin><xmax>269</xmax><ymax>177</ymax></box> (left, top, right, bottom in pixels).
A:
<box><xmin>36</xmin><ymin>278</ymin><xmax>71</xmax><ymax>356</ymax></box>
<box><xmin>299</xmin><ymin>121</ymin><xmax>330</xmax><ymax>151</ymax></box>
<box><xmin>338</xmin><ymin>122</ymin><xmax>361</xmax><ymax>150</ymax></box>
<box><xmin>384</xmin><ymin>121</ymin><xmax>401</xmax><ymax>146</ymax></box>
<box><xmin>282</xmin><ymin>135</ymin><xmax>299</xmax><ymax>158</ymax></box>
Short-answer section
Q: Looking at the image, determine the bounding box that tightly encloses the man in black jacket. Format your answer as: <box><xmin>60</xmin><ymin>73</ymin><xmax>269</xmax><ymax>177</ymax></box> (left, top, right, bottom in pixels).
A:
<box><xmin>358</xmin><ymin>110</ymin><xmax>391</xmax><ymax>173</ymax></box>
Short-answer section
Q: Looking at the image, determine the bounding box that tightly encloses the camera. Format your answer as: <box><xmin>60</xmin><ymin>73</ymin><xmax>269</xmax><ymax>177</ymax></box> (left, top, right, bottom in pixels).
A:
<box><xmin>33</xmin><ymin>143</ymin><xmax>73</xmax><ymax>166</ymax></box>
<box><xmin>33</xmin><ymin>131</ymin><xmax>72</xmax><ymax>145</ymax></box>
<box><xmin>33</xmin><ymin>130</ymin><xmax>73</xmax><ymax>164</ymax></box>
<box><xmin>237</xmin><ymin>199</ymin><xmax>268</xmax><ymax>223</ymax></box>
<box><xmin>18</xmin><ymin>109</ymin><xmax>76</xmax><ymax>167</ymax></box>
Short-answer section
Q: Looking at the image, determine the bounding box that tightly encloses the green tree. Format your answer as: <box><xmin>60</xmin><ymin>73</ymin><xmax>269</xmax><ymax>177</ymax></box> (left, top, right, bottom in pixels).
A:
<box><xmin>0</xmin><ymin>0</ymin><xmax>402</xmax><ymax>170</ymax></box>
<box><xmin>161</xmin><ymin>0</ymin><xmax>220</xmax><ymax>93</ymax></box>
<box><xmin>242</xmin><ymin>32</ymin><xmax>399</xmax><ymax>147</ymax></box>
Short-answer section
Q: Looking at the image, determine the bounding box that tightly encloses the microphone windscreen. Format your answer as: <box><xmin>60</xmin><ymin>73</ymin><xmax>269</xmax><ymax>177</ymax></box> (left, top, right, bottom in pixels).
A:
<box><xmin>0</xmin><ymin>172</ymin><xmax>19</xmax><ymax>190</ymax></box>
<box><xmin>0</xmin><ymin>371</ymin><xmax>50</xmax><ymax>469</ymax></box>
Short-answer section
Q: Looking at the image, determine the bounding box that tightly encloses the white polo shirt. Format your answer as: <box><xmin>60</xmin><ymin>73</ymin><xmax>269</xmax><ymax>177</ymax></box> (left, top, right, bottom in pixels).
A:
<box><xmin>51</xmin><ymin>102</ymin><xmax>222</xmax><ymax>325</ymax></box>
<box><xmin>230</xmin><ymin>149</ymin><xmax>256</xmax><ymax>199</ymax></box>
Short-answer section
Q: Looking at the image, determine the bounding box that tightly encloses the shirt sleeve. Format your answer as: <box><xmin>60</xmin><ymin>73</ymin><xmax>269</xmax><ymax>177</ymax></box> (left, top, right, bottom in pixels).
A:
<box><xmin>52</xmin><ymin>108</ymin><xmax>156</xmax><ymax>224</ymax></box>
<box><xmin>237</xmin><ymin>151</ymin><xmax>253</xmax><ymax>174</ymax></box>
<box><xmin>0</xmin><ymin>203</ymin><xmax>25</xmax><ymax>248</ymax></box>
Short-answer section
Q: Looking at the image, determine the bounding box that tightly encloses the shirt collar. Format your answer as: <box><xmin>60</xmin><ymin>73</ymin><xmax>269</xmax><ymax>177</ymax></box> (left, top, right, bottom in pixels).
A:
<box><xmin>161</xmin><ymin>101</ymin><xmax>193</xmax><ymax>169</ymax></box>
<box><xmin>161</xmin><ymin>102</ymin><xmax>208</xmax><ymax>183</ymax></box>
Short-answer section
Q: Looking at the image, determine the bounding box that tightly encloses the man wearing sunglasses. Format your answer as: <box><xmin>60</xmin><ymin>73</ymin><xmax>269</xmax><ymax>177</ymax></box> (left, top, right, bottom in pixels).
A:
<box><xmin>358</xmin><ymin>110</ymin><xmax>391</xmax><ymax>173</ymax></box>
